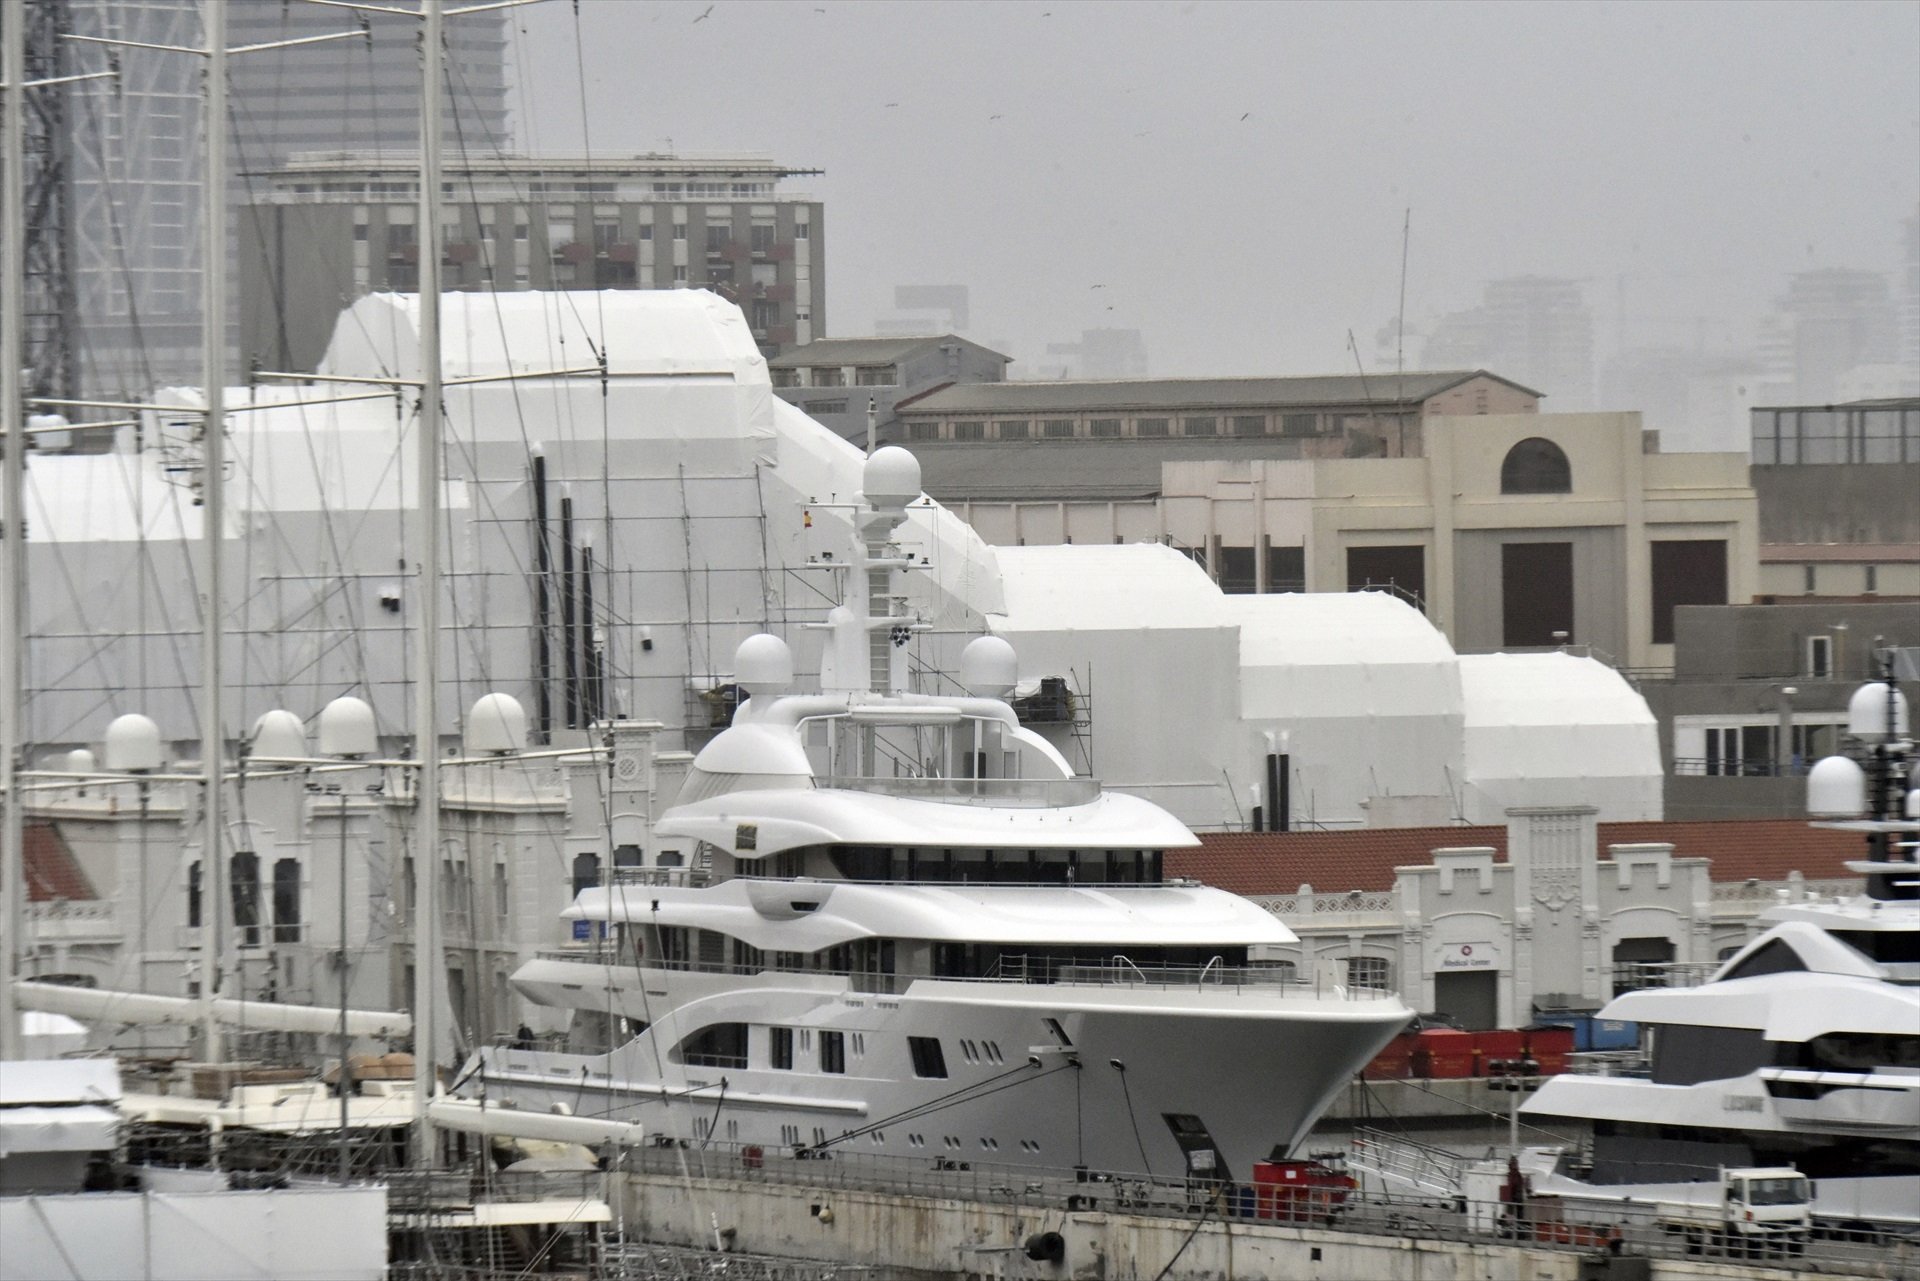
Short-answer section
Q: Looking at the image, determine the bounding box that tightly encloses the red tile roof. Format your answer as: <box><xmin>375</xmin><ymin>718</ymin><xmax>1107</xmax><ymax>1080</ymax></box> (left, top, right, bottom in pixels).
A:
<box><xmin>1174</xmin><ymin>819</ymin><xmax>1867</xmax><ymax>896</ymax></box>
<box><xmin>25</xmin><ymin>823</ymin><xmax>97</xmax><ymax>902</ymax></box>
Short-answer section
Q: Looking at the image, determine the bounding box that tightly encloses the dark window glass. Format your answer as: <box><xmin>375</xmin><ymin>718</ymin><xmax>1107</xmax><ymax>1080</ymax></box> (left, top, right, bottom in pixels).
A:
<box><xmin>1267</xmin><ymin>544</ymin><xmax>1305</xmax><ymax>593</ymax></box>
<box><xmin>1500</xmin><ymin>438</ymin><xmax>1572</xmax><ymax>493</ymax></box>
<box><xmin>1650</xmin><ymin>540</ymin><xmax>1728</xmax><ymax>645</ymax></box>
<box><xmin>821</xmin><ymin>1030</ymin><xmax>846</xmax><ymax>1074</ymax></box>
<box><xmin>1649</xmin><ymin>1023</ymin><xmax>1771</xmax><ymax>1085</ymax></box>
<box><xmin>1720</xmin><ymin>939</ymin><xmax>1807</xmax><ymax>980</ymax></box>
<box><xmin>1219</xmin><ymin>545</ymin><xmax>1257</xmax><ymax>594</ymax></box>
<box><xmin>679</xmin><ymin>1022</ymin><xmax>749</xmax><ymax>1070</ymax></box>
<box><xmin>770</xmin><ymin>1026</ymin><xmax>794</xmax><ymax>1070</ymax></box>
<box><xmin>231</xmin><ymin>851</ymin><xmax>262</xmax><ymax>946</ymax></box>
<box><xmin>1501</xmin><ymin>542</ymin><xmax>1574</xmax><ymax>646</ymax></box>
<box><xmin>1346</xmin><ymin>545</ymin><xmax>1426</xmax><ymax>610</ymax></box>
<box><xmin>572</xmin><ymin>851</ymin><xmax>601</xmax><ymax>897</ymax></box>
<box><xmin>272</xmin><ymin>857</ymin><xmax>301</xmax><ymax>943</ymax></box>
<box><xmin>909</xmin><ymin>1036</ymin><xmax>948</xmax><ymax>1079</ymax></box>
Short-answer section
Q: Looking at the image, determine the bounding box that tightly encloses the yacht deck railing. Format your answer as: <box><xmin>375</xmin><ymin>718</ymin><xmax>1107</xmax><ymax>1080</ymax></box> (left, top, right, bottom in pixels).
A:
<box><xmin>815</xmin><ymin>775</ymin><xmax>1102</xmax><ymax>807</ymax></box>
<box><xmin>526</xmin><ymin>950</ymin><xmax>1396</xmax><ymax>1000</ymax></box>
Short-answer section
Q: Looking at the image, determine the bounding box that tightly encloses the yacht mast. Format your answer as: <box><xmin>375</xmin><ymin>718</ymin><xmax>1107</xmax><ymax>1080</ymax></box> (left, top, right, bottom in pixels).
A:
<box><xmin>411</xmin><ymin>0</ymin><xmax>446</xmax><ymax>1162</ymax></box>
<box><xmin>0</xmin><ymin>2</ymin><xmax>27</xmax><ymax>1063</ymax></box>
<box><xmin>197</xmin><ymin>0</ymin><xmax>229</xmax><ymax>1065</ymax></box>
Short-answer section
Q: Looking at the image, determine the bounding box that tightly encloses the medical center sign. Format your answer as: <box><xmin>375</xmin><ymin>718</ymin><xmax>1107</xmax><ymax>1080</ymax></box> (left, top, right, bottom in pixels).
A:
<box><xmin>1436</xmin><ymin>942</ymin><xmax>1499</xmax><ymax>971</ymax></box>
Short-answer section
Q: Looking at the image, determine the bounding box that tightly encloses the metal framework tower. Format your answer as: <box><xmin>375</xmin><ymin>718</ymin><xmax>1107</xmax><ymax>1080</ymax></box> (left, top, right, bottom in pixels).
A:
<box><xmin>20</xmin><ymin>0</ymin><xmax>77</xmax><ymax>401</ymax></box>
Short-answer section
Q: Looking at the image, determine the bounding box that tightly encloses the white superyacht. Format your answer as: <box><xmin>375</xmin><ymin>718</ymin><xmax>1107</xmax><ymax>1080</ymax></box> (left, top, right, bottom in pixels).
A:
<box><xmin>461</xmin><ymin>448</ymin><xmax>1411</xmax><ymax>1181</ymax></box>
<box><xmin>1522</xmin><ymin>675</ymin><xmax>1919</xmax><ymax>1229</ymax></box>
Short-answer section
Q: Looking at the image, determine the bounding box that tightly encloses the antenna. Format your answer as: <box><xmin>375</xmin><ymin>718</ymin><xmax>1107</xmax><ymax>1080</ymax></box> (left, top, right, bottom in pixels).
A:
<box><xmin>1395</xmin><ymin>207</ymin><xmax>1410</xmax><ymax>407</ymax></box>
<box><xmin>1347</xmin><ymin>329</ymin><xmax>1383</xmax><ymax>454</ymax></box>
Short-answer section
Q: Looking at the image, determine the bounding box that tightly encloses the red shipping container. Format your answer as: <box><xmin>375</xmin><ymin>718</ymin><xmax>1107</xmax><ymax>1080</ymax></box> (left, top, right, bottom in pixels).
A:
<box><xmin>1413</xmin><ymin>1028</ymin><xmax>1477</xmax><ymax>1079</ymax></box>
<box><xmin>1361</xmin><ymin>1032</ymin><xmax>1417</xmax><ymax>1080</ymax></box>
<box><xmin>1525</xmin><ymin>1025</ymin><xmax>1575</xmax><ymax>1075</ymax></box>
<box><xmin>1474</xmin><ymin>1029</ymin><xmax>1525</xmax><ymax>1065</ymax></box>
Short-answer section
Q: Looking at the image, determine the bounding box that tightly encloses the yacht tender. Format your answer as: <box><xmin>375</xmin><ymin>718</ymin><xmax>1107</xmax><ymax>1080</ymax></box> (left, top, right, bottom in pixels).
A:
<box><xmin>460</xmin><ymin>449</ymin><xmax>1411</xmax><ymax>1180</ymax></box>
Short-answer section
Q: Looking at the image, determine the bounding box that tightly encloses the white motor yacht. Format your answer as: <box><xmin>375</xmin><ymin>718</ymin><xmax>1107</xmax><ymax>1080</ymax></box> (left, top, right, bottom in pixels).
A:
<box><xmin>1522</xmin><ymin>677</ymin><xmax>1919</xmax><ymax>1229</ymax></box>
<box><xmin>460</xmin><ymin>449</ymin><xmax>1411</xmax><ymax>1181</ymax></box>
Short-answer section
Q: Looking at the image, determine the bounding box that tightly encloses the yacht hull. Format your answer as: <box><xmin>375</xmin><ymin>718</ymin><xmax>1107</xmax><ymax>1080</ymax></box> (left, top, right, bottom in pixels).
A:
<box><xmin>469</xmin><ymin>970</ymin><xmax>1406</xmax><ymax>1180</ymax></box>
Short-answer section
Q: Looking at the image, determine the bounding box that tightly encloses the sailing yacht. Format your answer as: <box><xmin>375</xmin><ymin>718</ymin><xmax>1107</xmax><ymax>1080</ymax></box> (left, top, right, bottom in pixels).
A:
<box><xmin>461</xmin><ymin>447</ymin><xmax>1412</xmax><ymax>1182</ymax></box>
<box><xmin>1522</xmin><ymin>678</ymin><xmax>1919</xmax><ymax>1229</ymax></box>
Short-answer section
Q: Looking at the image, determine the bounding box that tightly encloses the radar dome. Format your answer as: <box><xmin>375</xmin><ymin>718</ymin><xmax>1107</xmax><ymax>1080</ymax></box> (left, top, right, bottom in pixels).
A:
<box><xmin>317</xmin><ymin>696</ymin><xmax>377</xmax><ymax>759</ymax></box>
<box><xmin>103</xmin><ymin>713</ymin><xmax>162</xmax><ymax>773</ymax></box>
<box><xmin>250</xmin><ymin>710</ymin><xmax>308</xmax><ymax>761</ymax></box>
<box><xmin>1806</xmin><ymin>754</ymin><xmax>1868</xmax><ymax>819</ymax></box>
<box><xmin>960</xmin><ymin>635</ymin><xmax>1018</xmax><ymax>698</ymax></box>
<box><xmin>1847</xmin><ymin>681</ymin><xmax>1910</xmax><ymax>742</ymax></box>
<box><xmin>735</xmin><ymin>633</ymin><xmax>794</xmax><ymax>695</ymax></box>
<box><xmin>466</xmin><ymin>693</ymin><xmax>528</xmax><ymax>756</ymax></box>
<box><xmin>64</xmin><ymin>748</ymin><xmax>95</xmax><ymax>776</ymax></box>
<box><xmin>862</xmin><ymin>446</ymin><xmax>922</xmax><ymax>510</ymax></box>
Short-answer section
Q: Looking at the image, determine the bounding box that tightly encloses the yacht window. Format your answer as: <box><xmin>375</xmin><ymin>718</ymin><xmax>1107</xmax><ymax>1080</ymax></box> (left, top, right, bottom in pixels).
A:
<box><xmin>1649</xmin><ymin>1023</ymin><xmax>1772</xmax><ymax>1085</ymax></box>
<box><xmin>915</xmin><ymin>848</ymin><xmax>951</xmax><ymax>881</ymax></box>
<box><xmin>1831</xmin><ymin>930</ymin><xmax>1920</xmax><ymax>966</ymax></box>
<box><xmin>1796</xmin><ymin>1030</ymin><xmax>1920</xmax><ymax>1072</ymax></box>
<box><xmin>952</xmin><ymin>848</ymin><xmax>990</xmax><ymax>883</ymax></box>
<box><xmin>1034</xmin><ymin>850</ymin><xmax>1072</xmax><ymax>885</ymax></box>
<box><xmin>1719</xmin><ymin>940</ymin><xmax>1807</xmax><ymax>981</ymax></box>
<box><xmin>770</xmin><ymin>1026</ymin><xmax>794</xmax><ymax>1070</ymax></box>
<box><xmin>889</xmin><ymin>848</ymin><xmax>912</xmax><ymax>881</ymax></box>
<box><xmin>1076</xmin><ymin>850</ymin><xmax>1111</xmax><ymax>883</ymax></box>
<box><xmin>821</xmin><ymin>1031</ymin><xmax>846</xmax><ymax>1074</ymax></box>
<box><xmin>677</xmin><ymin>1023</ymin><xmax>749</xmax><ymax>1070</ymax></box>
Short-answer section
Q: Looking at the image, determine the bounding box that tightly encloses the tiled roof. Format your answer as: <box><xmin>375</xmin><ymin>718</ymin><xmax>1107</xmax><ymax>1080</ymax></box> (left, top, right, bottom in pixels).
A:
<box><xmin>767</xmin><ymin>334</ymin><xmax>1008</xmax><ymax>368</ymax></box>
<box><xmin>899</xmin><ymin>370</ymin><xmax>1539</xmax><ymax>415</ymax></box>
<box><xmin>25</xmin><ymin>823</ymin><xmax>96</xmax><ymax>902</ymax></box>
<box><xmin>1173</xmin><ymin>819</ymin><xmax>1868</xmax><ymax>897</ymax></box>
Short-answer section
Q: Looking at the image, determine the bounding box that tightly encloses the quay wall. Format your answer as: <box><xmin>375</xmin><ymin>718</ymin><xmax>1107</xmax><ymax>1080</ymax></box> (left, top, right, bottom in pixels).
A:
<box><xmin>619</xmin><ymin>1171</ymin><xmax>1811</xmax><ymax>1281</ymax></box>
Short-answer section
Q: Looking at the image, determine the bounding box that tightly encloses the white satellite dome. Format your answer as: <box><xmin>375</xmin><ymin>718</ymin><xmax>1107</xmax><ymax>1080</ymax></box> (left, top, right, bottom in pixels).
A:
<box><xmin>64</xmin><ymin>748</ymin><xmax>95</xmax><ymax>776</ymax></box>
<box><xmin>250</xmin><ymin>709</ymin><xmax>308</xmax><ymax>761</ymax></box>
<box><xmin>317</xmin><ymin>695</ymin><xmax>377</xmax><ymax>759</ymax></box>
<box><xmin>1806</xmin><ymin>754</ymin><xmax>1868</xmax><ymax>819</ymax></box>
<box><xmin>960</xmin><ymin>635</ymin><xmax>1018</xmax><ymax>698</ymax></box>
<box><xmin>466</xmin><ymin>692</ymin><xmax>528</xmax><ymax>756</ymax></box>
<box><xmin>1846</xmin><ymin>681</ymin><xmax>1910</xmax><ymax>743</ymax></box>
<box><xmin>862</xmin><ymin>446</ymin><xmax>922</xmax><ymax>509</ymax></box>
<box><xmin>103</xmin><ymin>713</ymin><xmax>162</xmax><ymax>773</ymax></box>
<box><xmin>735</xmin><ymin>633</ymin><xmax>794</xmax><ymax>695</ymax></box>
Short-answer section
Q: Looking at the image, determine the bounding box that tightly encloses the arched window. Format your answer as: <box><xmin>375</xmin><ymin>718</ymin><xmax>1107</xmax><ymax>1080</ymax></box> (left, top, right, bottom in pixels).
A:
<box><xmin>571</xmin><ymin>852</ymin><xmax>601</xmax><ymax>897</ymax></box>
<box><xmin>1500</xmin><ymin>437</ymin><xmax>1571</xmax><ymax>494</ymax></box>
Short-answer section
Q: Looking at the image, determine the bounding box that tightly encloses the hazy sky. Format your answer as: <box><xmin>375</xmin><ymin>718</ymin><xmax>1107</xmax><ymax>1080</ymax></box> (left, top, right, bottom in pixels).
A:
<box><xmin>511</xmin><ymin>0</ymin><xmax>1919</xmax><ymax>379</ymax></box>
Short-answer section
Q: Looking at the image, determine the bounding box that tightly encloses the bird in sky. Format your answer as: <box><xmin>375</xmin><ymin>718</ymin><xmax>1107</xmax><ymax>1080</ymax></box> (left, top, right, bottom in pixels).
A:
<box><xmin>1240</xmin><ymin>112</ymin><xmax>1250</xmax><ymax>121</ymax></box>
<box><xmin>885</xmin><ymin>101</ymin><xmax>900</xmax><ymax>108</ymax></box>
<box><xmin>1090</xmin><ymin>284</ymin><xmax>1106</xmax><ymax>290</ymax></box>
<box><xmin>990</xmin><ymin>113</ymin><xmax>1004</xmax><ymax>121</ymax></box>
<box><xmin>693</xmin><ymin>4</ymin><xmax>713</xmax><ymax>22</ymax></box>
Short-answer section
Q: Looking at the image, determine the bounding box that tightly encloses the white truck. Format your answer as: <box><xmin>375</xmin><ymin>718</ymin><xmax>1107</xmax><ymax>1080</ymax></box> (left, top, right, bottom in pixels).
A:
<box><xmin>1513</xmin><ymin>1164</ymin><xmax>1813</xmax><ymax>1257</ymax></box>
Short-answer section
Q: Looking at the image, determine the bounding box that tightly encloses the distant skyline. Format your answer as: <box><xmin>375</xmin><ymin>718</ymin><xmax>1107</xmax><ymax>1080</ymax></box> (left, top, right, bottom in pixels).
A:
<box><xmin>511</xmin><ymin>1</ymin><xmax>1917</xmax><ymax>393</ymax></box>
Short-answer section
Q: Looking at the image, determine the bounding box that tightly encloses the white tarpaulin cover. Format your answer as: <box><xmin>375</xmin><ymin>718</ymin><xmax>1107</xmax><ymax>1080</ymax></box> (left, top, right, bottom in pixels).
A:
<box><xmin>0</xmin><ymin>1105</ymin><xmax>118</xmax><ymax>1155</ymax></box>
<box><xmin>1457</xmin><ymin>652</ymin><xmax>1662</xmax><ymax>821</ymax></box>
<box><xmin>0</xmin><ymin>1186</ymin><xmax>387</xmax><ymax>1280</ymax></box>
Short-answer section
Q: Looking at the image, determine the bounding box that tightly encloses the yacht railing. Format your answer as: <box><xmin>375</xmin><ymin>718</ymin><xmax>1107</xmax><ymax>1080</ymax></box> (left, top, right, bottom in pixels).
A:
<box><xmin>527</xmin><ymin>950</ymin><xmax>1395</xmax><ymax>999</ymax></box>
<box><xmin>816</xmin><ymin>775</ymin><xmax>1102</xmax><ymax>807</ymax></box>
<box><xmin>608</xmin><ymin>866</ymin><xmax>712</xmax><ymax>889</ymax></box>
<box><xmin>1607</xmin><ymin>961</ymin><xmax>1720</xmax><ymax>992</ymax></box>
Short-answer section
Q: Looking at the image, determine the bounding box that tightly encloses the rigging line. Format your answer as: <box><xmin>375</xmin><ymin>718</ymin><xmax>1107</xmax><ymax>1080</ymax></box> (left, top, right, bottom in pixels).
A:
<box><xmin>565</xmin><ymin>0</ymin><xmax>615</xmax><ymax>627</ymax></box>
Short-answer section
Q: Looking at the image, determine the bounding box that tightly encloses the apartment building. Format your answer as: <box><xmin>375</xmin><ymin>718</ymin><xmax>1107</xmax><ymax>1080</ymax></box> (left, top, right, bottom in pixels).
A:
<box><xmin>239</xmin><ymin>152</ymin><xmax>824</xmax><ymax>372</ymax></box>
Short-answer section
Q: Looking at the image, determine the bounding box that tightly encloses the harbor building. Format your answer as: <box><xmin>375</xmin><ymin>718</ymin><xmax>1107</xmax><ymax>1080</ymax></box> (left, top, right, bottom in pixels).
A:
<box><xmin>768</xmin><ymin>334</ymin><xmax>1010</xmax><ymax>445</ymax></box>
<box><xmin>238</xmin><ymin>151</ymin><xmax>825</xmax><ymax>372</ymax></box>
<box><xmin>1749</xmin><ymin>396</ymin><xmax>1920</xmax><ymax>601</ymax></box>
<box><xmin>1181</xmin><ymin>811</ymin><xmax>1863</xmax><ymax>1030</ymax></box>
<box><xmin>896</xmin><ymin>368</ymin><xmax>1540</xmax><ymax>458</ymax></box>
<box><xmin>930</xmin><ymin>409</ymin><xmax>1757</xmax><ymax>674</ymax></box>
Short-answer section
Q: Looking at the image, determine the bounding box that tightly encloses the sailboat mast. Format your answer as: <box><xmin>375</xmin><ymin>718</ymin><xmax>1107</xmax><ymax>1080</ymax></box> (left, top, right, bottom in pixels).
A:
<box><xmin>198</xmin><ymin>0</ymin><xmax>228</xmax><ymax>1065</ymax></box>
<box><xmin>0</xmin><ymin>3</ymin><xmax>27</xmax><ymax>1064</ymax></box>
<box><xmin>411</xmin><ymin>0</ymin><xmax>445</xmax><ymax>1162</ymax></box>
